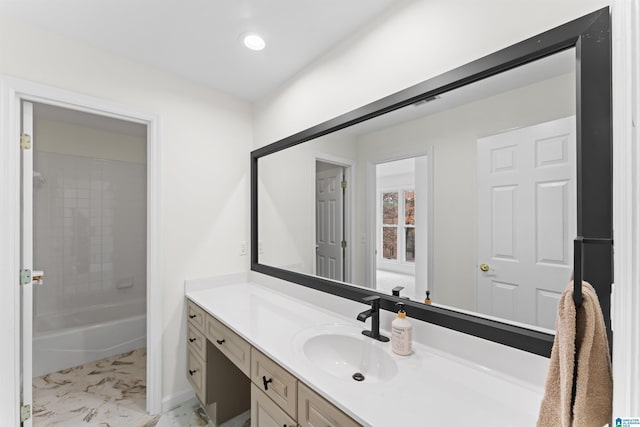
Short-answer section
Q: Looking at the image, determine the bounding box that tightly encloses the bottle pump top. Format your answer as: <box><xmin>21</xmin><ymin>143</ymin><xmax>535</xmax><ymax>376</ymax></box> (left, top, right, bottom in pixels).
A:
<box><xmin>424</xmin><ymin>290</ymin><xmax>432</xmax><ymax>305</ymax></box>
<box><xmin>396</xmin><ymin>302</ymin><xmax>407</xmax><ymax>319</ymax></box>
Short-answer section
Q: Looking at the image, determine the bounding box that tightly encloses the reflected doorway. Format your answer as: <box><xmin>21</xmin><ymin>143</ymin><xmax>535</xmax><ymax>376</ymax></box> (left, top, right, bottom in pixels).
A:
<box><xmin>373</xmin><ymin>155</ymin><xmax>430</xmax><ymax>300</ymax></box>
<box><xmin>476</xmin><ymin>116</ymin><xmax>576</xmax><ymax>329</ymax></box>
<box><xmin>315</xmin><ymin>159</ymin><xmax>353</xmax><ymax>283</ymax></box>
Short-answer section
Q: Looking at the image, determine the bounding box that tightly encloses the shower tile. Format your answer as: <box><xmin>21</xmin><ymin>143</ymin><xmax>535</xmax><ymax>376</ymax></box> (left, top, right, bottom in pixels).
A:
<box><xmin>34</xmin><ymin>151</ymin><xmax>146</xmax><ymax>344</ymax></box>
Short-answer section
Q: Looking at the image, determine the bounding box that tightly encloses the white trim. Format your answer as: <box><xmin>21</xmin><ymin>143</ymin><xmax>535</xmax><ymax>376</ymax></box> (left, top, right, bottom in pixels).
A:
<box><xmin>146</xmin><ymin>102</ymin><xmax>163</xmax><ymax>415</ymax></box>
<box><xmin>611</xmin><ymin>0</ymin><xmax>640</xmax><ymax>416</ymax></box>
<box><xmin>0</xmin><ymin>77</ymin><xmax>21</xmax><ymax>425</ymax></box>
<box><xmin>21</xmin><ymin>101</ymin><xmax>34</xmax><ymax>427</ymax></box>
<box><xmin>311</xmin><ymin>153</ymin><xmax>357</xmax><ymax>284</ymax></box>
<box><xmin>161</xmin><ymin>388</ymin><xmax>195</xmax><ymax>413</ymax></box>
<box><xmin>0</xmin><ymin>75</ymin><xmax>163</xmax><ymax>421</ymax></box>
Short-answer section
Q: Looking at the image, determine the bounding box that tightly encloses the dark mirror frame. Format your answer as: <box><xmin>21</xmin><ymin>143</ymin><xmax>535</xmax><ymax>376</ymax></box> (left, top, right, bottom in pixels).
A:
<box><xmin>251</xmin><ymin>7</ymin><xmax>612</xmax><ymax>357</ymax></box>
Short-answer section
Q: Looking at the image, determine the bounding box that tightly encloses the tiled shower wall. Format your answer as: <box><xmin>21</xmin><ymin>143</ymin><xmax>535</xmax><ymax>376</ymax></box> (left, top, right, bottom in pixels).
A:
<box><xmin>33</xmin><ymin>151</ymin><xmax>146</xmax><ymax>332</ymax></box>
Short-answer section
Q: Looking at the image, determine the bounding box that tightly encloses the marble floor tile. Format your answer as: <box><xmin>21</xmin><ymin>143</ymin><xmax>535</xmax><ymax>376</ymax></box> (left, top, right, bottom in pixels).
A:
<box><xmin>32</xmin><ymin>348</ymin><xmax>247</xmax><ymax>427</ymax></box>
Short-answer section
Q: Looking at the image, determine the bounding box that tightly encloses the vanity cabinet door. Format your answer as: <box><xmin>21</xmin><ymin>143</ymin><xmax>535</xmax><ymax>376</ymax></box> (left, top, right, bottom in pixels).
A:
<box><xmin>251</xmin><ymin>384</ymin><xmax>296</xmax><ymax>427</ymax></box>
<box><xmin>251</xmin><ymin>348</ymin><xmax>297</xmax><ymax>419</ymax></box>
<box><xmin>187</xmin><ymin>349</ymin><xmax>206</xmax><ymax>404</ymax></box>
<box><xmin>187</xmin><ymin>299</ymin><xmax>206</xmax><ymax>332</ymax></box>
<box><xmin>298</xmin><ymin>382</ymin><xmax>361</xmax><ymax>427</ymax></box>
<box><xmin>205</xmin><ymin>314</ymin><xmax>251</xmax><ymax>376</ymax></box>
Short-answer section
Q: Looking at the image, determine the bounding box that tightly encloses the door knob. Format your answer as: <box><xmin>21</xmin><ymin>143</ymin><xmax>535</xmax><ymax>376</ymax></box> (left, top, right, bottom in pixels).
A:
<box><xmin>479</xmin><ymin>263</ymin><xmax>490</xmax><ymax>272</ymax></box>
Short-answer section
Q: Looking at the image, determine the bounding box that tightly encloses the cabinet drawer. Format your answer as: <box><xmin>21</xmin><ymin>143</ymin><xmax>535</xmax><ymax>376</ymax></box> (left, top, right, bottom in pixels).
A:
<box><xmin>187</xmin><ymin>321</ymin><xmax>206</xmax><ymax>360</ymax></box>
<box><xmin>251</xmin><ymin>383</ymin><xmax>296</xmax><ymax>427</ymax></box>
<box><xmin>186</xmin><ymin>299</ymin><xmax>206</xmax><ymax>333</ymax></box>
<box><xmin>187</xmin><ymin>349</ymin><xmax>206</xmax><ymax>404</ymax></box>
<box><xmin>298</xmin><ymin>382</ymin><xmax>361</xmax><ymax>427</ymax></box>
<box><xmin>205</xmin><ymin>314</ymin><xmax>251</xmax><ymax>376</ymax></box>
<box><xmin>251</xmin><ymin>348</ymin><xmax>297</xmax><ymax>419</ymax></box>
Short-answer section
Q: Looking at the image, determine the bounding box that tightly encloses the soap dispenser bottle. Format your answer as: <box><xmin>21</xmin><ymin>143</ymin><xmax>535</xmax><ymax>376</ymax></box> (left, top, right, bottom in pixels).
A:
<box><xmin>391</xmin><ymin>302</ymin><xmax>412</xmax><ymax>356</ymax></box>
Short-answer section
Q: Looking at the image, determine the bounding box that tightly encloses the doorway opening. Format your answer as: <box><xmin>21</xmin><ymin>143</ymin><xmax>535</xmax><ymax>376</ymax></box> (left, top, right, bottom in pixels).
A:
<box><xmin>369</xmin><ymin>153</ymin><xmax>432</xmax><ymax>301</ymax></box>
<box><xmin>314</xmin><ymin>157</ymin><xmax>354</xmax><ymax>284</ymax></box>
<box><xmin>24</xmin><ymin>102</ymin><xmax>152</xmax><ymax>425</ymax></box>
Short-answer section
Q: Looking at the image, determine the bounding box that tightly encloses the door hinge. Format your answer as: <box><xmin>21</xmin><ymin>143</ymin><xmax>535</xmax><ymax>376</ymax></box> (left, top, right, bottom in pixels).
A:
<box><xmin>341</xmin><ymin>240</ymin><xmax>347</xmax><ymax>249</ymax></box>
<box><xmin>20</xmin><ymin>269</ymin><xmax>31</xmax><ymax>286</ymax></box>
<box><xmin>341</xmin><ymin>180</ymin><xmax>347</xmax><ymax>189</ymax></box>
<box><xmin>20</xmin><ymin>404</ymin><xmax>31</xmax><ymax>422</ymax></box>
<box><xmin>20</xmin><ymin>133</ymin><xmax>31</xmax><ymax>150</ymax></box>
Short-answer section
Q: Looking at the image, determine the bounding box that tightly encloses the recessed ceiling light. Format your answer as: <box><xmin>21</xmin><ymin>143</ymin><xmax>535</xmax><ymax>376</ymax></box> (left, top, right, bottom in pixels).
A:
<box><xmin>243</xmin><ymin>33</ymin><xmax>266</xmax><ymax>51</ymax></box>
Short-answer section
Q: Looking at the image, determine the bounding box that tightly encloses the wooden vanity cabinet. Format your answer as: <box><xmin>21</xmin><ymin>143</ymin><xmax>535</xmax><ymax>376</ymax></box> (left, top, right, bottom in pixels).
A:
<box><xmin>251</xmin><ymin>348</ymin><xmax>297</xmax><ymax>419</ymax></box>
<box><xmin>298</xmin><ymin>382</ymin><xmax>361</xmax><ymax>427</ymax></box>
<box><xmin>205</xmin><ymin>313</ymin><xmax>251</xmax><ymax>376</ymax></box>
<box><xmin>186</xmin><ymin>300</ymin><xmax>250</xmax><ymax>426</ymax></box>
<box><xmin>186</xmin><ymin>301</ymin><xmax>207</xmax><ymax>402</ymax></box>
<box><xmin>186</xmin><ymin>298</ymin><xmax>362</xmax><ymax>427</ymax></box>
<box><xmin>251</xmin><ymin>383</ymin><xmax>296</xmax><ymax>427</ymax></box>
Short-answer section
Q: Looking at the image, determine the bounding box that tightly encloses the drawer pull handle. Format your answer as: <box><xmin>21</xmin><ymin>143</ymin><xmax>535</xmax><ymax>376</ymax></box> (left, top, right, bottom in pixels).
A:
<box><xmin>262</xmin><ymin>375</ymin><xmax>273</xmax><ymax>391</ymax></box>
<box><xmin>216</xmin><ymin>339</ymin><xmax>225</xmax><ymax>345</ymax></box>
<box><xmin>188</xmin><ymin>314</ymin><xmax>197</xmax><ymax>319</ymax></box>
<box><xmin>189</xmin><ymin>369</ymin><xmax>198</xmax><ymax>376</ymax></box>
<box><xmin>189</xmin><ymin>338</ymin><xmax>196</xmax><ymax>343</ymax></box>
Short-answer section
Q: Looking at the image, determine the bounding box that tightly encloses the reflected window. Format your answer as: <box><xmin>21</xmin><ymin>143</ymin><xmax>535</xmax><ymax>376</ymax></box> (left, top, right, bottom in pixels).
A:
<box><xmin>380</xmin><ymin>189</ymin><xmax>415</xmax><ymax>263</ymax></box>
<box><xmin>404</xmin><ymin>191</ymin><xmax>415</xmax><ymax>262</ymax></box>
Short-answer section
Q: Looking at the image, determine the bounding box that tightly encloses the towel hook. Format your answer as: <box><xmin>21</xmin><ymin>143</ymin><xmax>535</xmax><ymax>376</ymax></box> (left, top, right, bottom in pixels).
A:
<box><xmin>573</xmin><ymin>238</ymin><xmax>583</xmax><ymax>307</ymax></box>
<box><xmin>573</xmin><ymin>236</ymin><xmax>613</xmax><ymax>307</ymax></box>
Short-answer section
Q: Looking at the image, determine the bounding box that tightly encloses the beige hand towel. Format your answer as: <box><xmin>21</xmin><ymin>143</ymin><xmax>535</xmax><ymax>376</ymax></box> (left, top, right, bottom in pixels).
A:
<box><xmin>537</xmin><ymin>281</ymin><xmax>612</xmax><ymax>427</ymax></box>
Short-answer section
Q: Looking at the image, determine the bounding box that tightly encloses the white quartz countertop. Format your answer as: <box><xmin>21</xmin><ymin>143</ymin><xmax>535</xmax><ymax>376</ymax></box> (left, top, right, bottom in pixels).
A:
<box><xmin>186</xmin><ymin>281</ymin><xmax>543</xmax><ymax>426</ymax></box>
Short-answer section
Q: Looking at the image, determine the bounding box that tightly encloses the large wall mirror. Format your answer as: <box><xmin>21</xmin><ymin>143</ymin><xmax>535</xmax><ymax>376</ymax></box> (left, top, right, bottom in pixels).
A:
<box><xmin>251</xmin><ymin>7</ymin><xmax>612</xmax><ymax>357</ymax></box>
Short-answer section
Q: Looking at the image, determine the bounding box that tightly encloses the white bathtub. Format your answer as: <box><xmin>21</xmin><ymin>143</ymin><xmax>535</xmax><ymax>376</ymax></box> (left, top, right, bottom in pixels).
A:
<box><xmin>33</xmin><ymin>299</ymin><xmax>146</xmax><ymax>377</ymax></box>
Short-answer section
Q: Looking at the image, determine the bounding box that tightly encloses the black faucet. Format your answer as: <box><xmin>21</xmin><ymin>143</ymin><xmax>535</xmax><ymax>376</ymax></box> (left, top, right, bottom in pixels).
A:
<box><xmin>392</xmin><ymin>286</ymin><xmax>404</xmax><ymax>297</ymax></box>
<box><xmin>357</xmin><ymin>295</ymin><xmax>390</xmax><ymax>342</ymax></box>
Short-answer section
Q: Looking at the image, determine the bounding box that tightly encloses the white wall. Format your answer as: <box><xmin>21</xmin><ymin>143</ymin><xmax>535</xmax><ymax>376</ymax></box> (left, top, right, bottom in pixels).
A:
<box><xmin>0</xmin><ymin>15</ymin><xmax>253</xmax><ymax>403</ymax></box>
<box><xmin>258</xmin><ymin>130</ymin><xmax>357</xmax><ymax>274</ymax></box>
<box><xmin>253</xmin><ymin>0</ymin><xmax>608</xmax><ymax>145</ymax></box>
<box><xmin>354</xmin><ymin>73</ymin><xmax>575</xmax><ymax>309</ymax></box>
<box><xmin>35</xmin><ymin>118</ymin><xmax>146</xmax><ymax>163</ymax></box>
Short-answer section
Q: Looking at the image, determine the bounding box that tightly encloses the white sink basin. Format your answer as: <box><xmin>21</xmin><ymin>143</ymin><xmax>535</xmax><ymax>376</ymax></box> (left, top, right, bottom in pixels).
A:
<box><xmin>295</xmin><ymin>324</ymin><xmax>398</xmax><ymax>383</ymax></box>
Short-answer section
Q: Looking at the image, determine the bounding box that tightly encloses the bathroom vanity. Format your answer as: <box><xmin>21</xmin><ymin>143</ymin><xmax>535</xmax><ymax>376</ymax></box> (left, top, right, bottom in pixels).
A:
<box><xmin>186</xmin><ymin>288</ymin><xmax>360</xmax><ymax>426</ymax></box>
<box><xmin>185</xmin><ymin>276</ymin><xmax>544</xmax><ymax>426</ymax></box>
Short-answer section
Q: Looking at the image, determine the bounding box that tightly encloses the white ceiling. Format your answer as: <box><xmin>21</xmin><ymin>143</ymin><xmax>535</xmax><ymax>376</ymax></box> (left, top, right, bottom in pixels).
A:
<box><xmin>0</xmin><ymin>0</ymin><xmax>399</xmax><ymax>100</ymax></box>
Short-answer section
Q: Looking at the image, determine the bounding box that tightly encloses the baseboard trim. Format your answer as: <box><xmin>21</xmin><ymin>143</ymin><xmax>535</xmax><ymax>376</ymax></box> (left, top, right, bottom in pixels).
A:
<box><xmin>161</xmin><ymin>388</ymin><xmax>195</xmax><ymax>413</ymax></box>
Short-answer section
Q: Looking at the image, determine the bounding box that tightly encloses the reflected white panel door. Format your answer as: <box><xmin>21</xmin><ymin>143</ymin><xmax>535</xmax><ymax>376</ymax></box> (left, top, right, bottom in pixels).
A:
<box><xmin>476</xmin><ymin>116</ymin><xmax>576</xmax><ymax>328</ymax></box>
<box><xmin>21</xmin><ymin>101</ymin><xmax>35</xmax><ymax>427</ymax></box>
<box><xmin>316</xmin><ymin>166</ymin><xmax>344</xmax><ymax>281</ymax></box>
